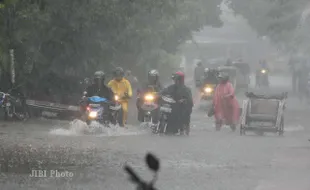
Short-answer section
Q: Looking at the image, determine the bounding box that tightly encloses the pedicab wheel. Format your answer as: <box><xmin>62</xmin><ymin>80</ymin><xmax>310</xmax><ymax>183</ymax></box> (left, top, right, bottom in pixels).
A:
<box><xmin>278</xmin><ymin>117</ymin><xmax>284</xmax><ymax>136</ymax></box>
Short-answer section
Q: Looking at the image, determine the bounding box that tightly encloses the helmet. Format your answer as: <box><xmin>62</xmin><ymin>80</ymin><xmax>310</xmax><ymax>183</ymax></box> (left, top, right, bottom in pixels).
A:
<box><xmin>148</xmin><ymin>69</ymin><xmax>159</xmax><ymax>83</ymax></box>
<box><xmin>148</xmin><ymin>69</ymin><xmax>159</xmax><ymax>77</ymax></box>
<box><xmin>204</xmin><ymin>68</ymin><xmax>209</xmax><ymax>72</ymax></box>
<box><xmin>172</xmin><ymin>71</ymin><xmax>185</xmax><ymax>83</ymax></box>
<box><xmin>93</xmin><ymin>71</ymin><xmax>105</xmax><ymax>85</ymax></box>
<box><xmin>94</xmin><ymin>71</ymin><xmax>105</xmax><ymax>79</ymax></box>
<box><xmin>197</xmin><ymin>61</ymin><xmax>202</xmax><ymax>66</ymax></box>
<box><xmin>113</xmin><ymin>67</ymin><xmax>124</xmax><ymax>78</ymax></box>
<box><xmin>218</xmin><ymin>72</ymin><xmax>229</xmax><ymax>81</ymax></box>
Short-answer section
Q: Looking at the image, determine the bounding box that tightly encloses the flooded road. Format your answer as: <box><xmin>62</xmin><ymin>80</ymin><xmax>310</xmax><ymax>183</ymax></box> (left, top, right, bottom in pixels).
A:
<box><xmin>0</xmin><ymin>75</ymin><xmax>310</xmax><ymax>190</ymax></box>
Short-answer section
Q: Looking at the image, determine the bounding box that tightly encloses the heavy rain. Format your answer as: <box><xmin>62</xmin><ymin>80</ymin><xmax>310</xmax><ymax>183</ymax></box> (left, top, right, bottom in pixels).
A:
<box><xmin>0</xmin><ymin>0</ymin><xmax>310</xmax><ymax>189</ymax></box>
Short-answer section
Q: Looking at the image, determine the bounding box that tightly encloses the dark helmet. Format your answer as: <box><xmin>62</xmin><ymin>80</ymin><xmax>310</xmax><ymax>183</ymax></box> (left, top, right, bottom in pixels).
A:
<box><xmin>93</xmin><ymin>71</ymin><xmax>105</xmax><ymax>84</ymax></box>
<box><xmin>113</xmin><ymin>67</ymin><xmax>124</xmax><ymax>78</ymax></box>
<box><xmin>93</xmin><ymin>71</ymin><xmax>105</xmax><ymax>85</ymax></box>
<box><xmin>172</xmin><ymin>71</ymin><xmax>185</xmax><ymax>83</ymax></box>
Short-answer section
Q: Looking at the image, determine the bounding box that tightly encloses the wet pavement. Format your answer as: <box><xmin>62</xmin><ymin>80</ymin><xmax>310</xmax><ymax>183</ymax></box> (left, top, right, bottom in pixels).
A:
<box><xmin>0</xmin><ymin>75</ymin><xmax>310</xmax><ymax>190</ymax></box>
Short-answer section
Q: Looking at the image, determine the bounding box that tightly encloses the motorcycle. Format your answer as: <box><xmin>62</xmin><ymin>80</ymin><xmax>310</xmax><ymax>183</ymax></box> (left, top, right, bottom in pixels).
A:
<box><xmin>256</xmin><ymin>69</ymin><xmax>269</xmax><ymax>87</ymax></box>
<box><xmin>84</xmin><ymin>95</ymin><xmax>121</xmax><ymax>126</ymax></box>
<box><xmin>124</xmin><ymin>153</ymin><xmax>160</xmax><ymax>190</ymax></box>
<box><xmin>155</xmin><ymin>95</ymin><xmax>175</xmax><ymax>134</ymax></box>
<box><xmin>156</xmin><ymin>95</ymin><xmax>189</xmax><ymax>135</ymax></box>
<box><xmin>0</xmin><ymin>92</ymin><xmax>29</xmax><ymax>121</ymax></box>
<box><xmin>139</xmin><ymin>92</ymin><xmax>159</xmax><ymax>128</ymax></box>
<box><xmin>201</xmin><ymin>84</ymin><xmax>215</xmax><ymax>101</ymax></box>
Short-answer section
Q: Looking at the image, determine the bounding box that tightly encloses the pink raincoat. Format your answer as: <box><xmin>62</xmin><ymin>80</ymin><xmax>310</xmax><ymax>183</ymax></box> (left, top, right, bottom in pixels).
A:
<box><xmin>213</xmin><ymin>82</ymin><xmax>240</xmax><ymax>125</ymax></box>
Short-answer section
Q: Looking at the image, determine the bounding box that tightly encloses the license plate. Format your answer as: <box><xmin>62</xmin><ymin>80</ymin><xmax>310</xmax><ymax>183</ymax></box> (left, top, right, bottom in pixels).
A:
<box><xmin>160</xmin><ymin>106</ymin><xmax>172</xmax><ymax>113</ymax></box>
<box><xmin>144</xmin><ymin>102</ymin><xmax>153</xmax><ymax>105</ymax></box>
<box><xmin>203</xmin><ymin>93</ymin><xmax>212</xmax><ymax>96</ymax></box>
<box><xmin>6</xmin><ymin>102</ymin><xmax>11</xmax><ymax>106</ymax></box>
<box><xmin>42</xmin><ymin>111</ymin><xmax>58</xmax><ymax>117</ymax></box>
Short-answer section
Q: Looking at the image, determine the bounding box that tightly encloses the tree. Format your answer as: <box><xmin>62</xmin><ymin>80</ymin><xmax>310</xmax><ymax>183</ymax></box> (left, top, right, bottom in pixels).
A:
<box><xmin>0</xmin><ymin>0</ymin><xmax>223</xmax><ymax>97</ymax></box>
<box><xmin>229</xmin><ymin>0</ymin><xmax>309</xmax><ymax>52</ymax></box>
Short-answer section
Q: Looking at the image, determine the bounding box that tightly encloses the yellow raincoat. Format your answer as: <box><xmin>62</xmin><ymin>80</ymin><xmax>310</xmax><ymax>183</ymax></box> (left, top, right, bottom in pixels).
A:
<box><xmin>108</xmin><ymin>78</ymin><xmax>132</xmax><ymax>125</ymax></box>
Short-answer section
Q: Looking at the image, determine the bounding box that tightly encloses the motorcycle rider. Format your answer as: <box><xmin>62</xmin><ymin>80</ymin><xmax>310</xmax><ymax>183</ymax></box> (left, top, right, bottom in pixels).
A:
<box><xmin>84</xmin><ymin>71</ymin><xmax>114</xmax><ymax>100</ymax></box>
<box><xmin>108</xmin><ymin>67</ymin><xmax>132</xmax><ymax>127</ymax></box>
<box><xmin>161</xmin><ymin>71</ymin><xmax>193</xmax><ymax>135</ymax></box>
<box><xmin>288</xmin><ymin>57</ymin><xmax>298</xmax><ymax>93</ymax></box>
<box><xmin>202</xmin><ymin>68</ymin><xmax>219</xmax><ymax>86</ymax></box>
<box><xmin>82</xmin><ymin>71</ymin><xmax>115</xmax><ymax>122</ymax></box>
<box><xmin>256</xmin><ymin>59</ymin><xmax>269</xmax><ymax>86</ymax></box>
<box><xmin>136</xmin><ymin>69</ymin><xmax>162</xmax><ymax>126</ymax></box>
<box><xmin>225</xmin><ymin>58</ymin><xmax>233</xmax><ymax>66</ymax></box>
<box><xmin>194</xmin><ymin>61</ymin><xmax>204</xmax><ymax>88</ymax></box>
<box><xmin>296</xmin><ymin>62</ymin><xmax>310</xmax><ymax>102</ymax></box>
<box><xmin>125</xmin><ymin>70</ymin><xmax>139</xmax><ymax>90</ymax></box>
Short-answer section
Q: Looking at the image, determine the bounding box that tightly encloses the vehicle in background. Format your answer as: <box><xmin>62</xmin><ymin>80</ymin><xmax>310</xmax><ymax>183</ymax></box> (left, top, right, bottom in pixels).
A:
<box><xmin>0</xmin><ymin>91</ymin><xmax>29</xmax><ymax>121</ymax></box>
<box><xmin>233</xmin><ymin>61</ymin><xmax>250</xmax><ymax>89</ymax></box>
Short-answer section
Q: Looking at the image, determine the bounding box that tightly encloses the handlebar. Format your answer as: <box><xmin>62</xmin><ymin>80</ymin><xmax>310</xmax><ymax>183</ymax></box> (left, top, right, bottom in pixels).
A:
<box><xmin>124</xmin><ymin>165</ymin><xmax>157</xmax><ymax>190</ymax></box>
<box><xmin>0</xmin><ymin>92</ymin><xmax>10</xmax><ymax>99</ymax></box>
<box><xmin>0</xmin><ymin>92</ymin><xmax>10</xmax><ymax>95</ymax></box>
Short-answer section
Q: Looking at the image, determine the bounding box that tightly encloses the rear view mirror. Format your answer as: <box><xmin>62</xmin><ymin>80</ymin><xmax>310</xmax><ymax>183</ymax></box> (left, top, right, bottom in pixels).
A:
<box><xmin>145</xmin><ymin>153</ymin><xmax>160</xmax><ymax>172</ymax></box>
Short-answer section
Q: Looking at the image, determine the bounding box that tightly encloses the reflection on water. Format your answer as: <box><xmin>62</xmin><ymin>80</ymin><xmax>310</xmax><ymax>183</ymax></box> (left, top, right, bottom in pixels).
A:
<box><xmin>0</xmin><ymin>143</ymin><xmax>98</xmax><ymax>174</ymax></box>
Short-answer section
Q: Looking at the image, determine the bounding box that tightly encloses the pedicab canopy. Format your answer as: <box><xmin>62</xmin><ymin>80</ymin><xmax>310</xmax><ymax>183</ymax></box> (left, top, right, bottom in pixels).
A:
<box><xmin>245</xmin><ymin>92</ymin><xmax>288</xmax><ymax>117</ymax></box>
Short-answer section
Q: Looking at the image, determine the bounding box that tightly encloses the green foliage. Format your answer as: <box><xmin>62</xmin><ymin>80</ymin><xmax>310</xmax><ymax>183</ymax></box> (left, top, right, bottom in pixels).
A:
<box><xmin>0</xmin><ymin>0</ymin><xmax>222</xmax><ymax>93</ymax></box>
<box><xmin>229</xmin><ymin>0</ymin><xmax>309</xmax><ymax>51</ymax></box>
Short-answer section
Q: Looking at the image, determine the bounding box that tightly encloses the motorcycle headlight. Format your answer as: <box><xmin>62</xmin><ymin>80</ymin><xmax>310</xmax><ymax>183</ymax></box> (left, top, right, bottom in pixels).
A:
<box><xmin>204</xmin><ymin>87</ymin><xmax>213</xmax><ymax>93</ymax></box>
<box><xmin>114</xmin><ymin>95</ymin><xmax>119</xmax><ymax>101</ymax></box>
<box><xmin>89</xmin><ymin>111</ymin><xmax>98</xmax><ymax>118</ymax></box>
<box><xmin>261</xmin><ymin>69</ymin><xmax>266</xmax><ymax>74</ymax></box>
<box><xmin>144</xmin><ymin>94</ymin><xmax>154</xmax><ymax>101</ymax></box>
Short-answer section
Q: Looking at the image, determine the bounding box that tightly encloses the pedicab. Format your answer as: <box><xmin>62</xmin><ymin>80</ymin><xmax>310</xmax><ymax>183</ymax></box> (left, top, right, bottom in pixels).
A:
<box><xmin>217</xmin><ymin>66</ymin><xmax>237</xmax><ymax>89</ymax></box>
<box><xmin>240</xmin><ymin>92</ymin><xmax>288</xmax><ymax>136</ymax></box>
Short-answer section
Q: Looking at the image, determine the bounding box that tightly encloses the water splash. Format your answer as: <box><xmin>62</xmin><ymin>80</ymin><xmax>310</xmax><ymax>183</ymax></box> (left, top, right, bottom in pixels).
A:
<box><xmin>49</xmin><ymin>119</ymin><xmax>148</xmax><ymax>136</ymax></box>
<box><xmin>49</xmin><ymin>119</ymin><xmax>88</xmax><ymax>136</ymax></box>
